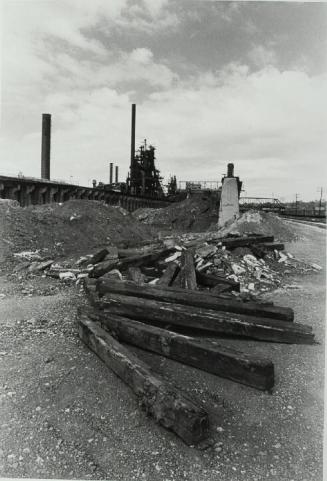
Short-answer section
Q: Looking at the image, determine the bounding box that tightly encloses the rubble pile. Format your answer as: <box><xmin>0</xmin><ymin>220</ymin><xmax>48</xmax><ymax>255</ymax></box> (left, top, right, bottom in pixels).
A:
<box><xmin>216</xmin><ymin>210</ymin><xmax>298</xmax><ymax>242</ymax></box>
<box><xmin>0</xmin><ymin>199</ymin><xmax>154</xmax><ymax>268</ymax></box>
<box><xmin>10</xmin><ymin>228</ymin><xmax>320</xmax><ymax>298</ymax></box>
<box><xmin>133</xmin><ymin>193</ymin><xmax>218</xmax><ymax>233</ymax></box>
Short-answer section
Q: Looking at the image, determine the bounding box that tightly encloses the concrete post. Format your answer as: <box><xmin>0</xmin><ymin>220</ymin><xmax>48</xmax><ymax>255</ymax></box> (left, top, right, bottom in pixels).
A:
<box><xmin>218</xmin><ymin>164</ymin><xmax>240</xmax><ymax>228</ymax></box>
<box><xmin>41</xmin><ymin>113</ymin><xmax>51</xmax><ymax>180</ymax></box>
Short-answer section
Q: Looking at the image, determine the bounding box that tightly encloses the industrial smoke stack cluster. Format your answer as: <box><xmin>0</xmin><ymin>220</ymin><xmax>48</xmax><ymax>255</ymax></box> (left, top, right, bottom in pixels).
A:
<box><xmin>109</xmin><ymin>163</ymin><xmax>119</xmax><ymax>184</ymax></box>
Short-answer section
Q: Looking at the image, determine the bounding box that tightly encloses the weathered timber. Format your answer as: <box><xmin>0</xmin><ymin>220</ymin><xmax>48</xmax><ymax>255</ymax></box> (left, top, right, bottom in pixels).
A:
<box><xmin>196</xmin><ymin>270</ymin><xmax>239</xmax><ymax>291</ymax></box>
<box><xmin>91</xmin><ymin>248</ymin><xmax>175</xmax><ymax>278</ymax></box>
<box><xmin>249</xmin><ymin>244</ymin><xmax>268</xmax><ymax>259</ymax></box>
<box><xmin>87</xmin><ymin>309</ymin><xmax>275</xmax><ymax>391</ymax></box>
<box><xmin>78</xmin><ymin>315</ymin><xmax>209</xmax><ymax>445</ymax></box>
<box><xmin>95</xmin><ymin>279</ymin><xmax>291</xmax><ymax>321</ymax></box>
<box><xmin>157</xmin><ymin>262</ymin><xmax>180</xmax><ymax>287</ymax></box>
<box><xmin>90</xmin><ymin>248</ymin><xmax>109</xmax><ymax>265</ymax></box>
<box><xmin>118</xmin><ymin>243</ymin><xmax>164</xmax><ymax>258</ymax></box>
<box><xmin>180</xmin><ymin>250</ymin><xmax>197</xmax><ymax>290</ymax></box>
<box><xmin>83</xmin><ymin>278</ymin><xmax>98</xmax><ymax>303</ymax></box>
<box><xmin>94</xmin><ymin>293</ymin><xmax>314</xmax><ymax>344</ymax></box>
<box><xmin>210</xmin><ymin>284</ymin><xmax>233</xmax><ymax>295</ymax></box>
<box><xmin>219</xmin><ymin>235</ymin><xmax>275</xmax><ymax>249</ymax></box>
<box><xmin>126</xmin><ymin>267</ymin><xmax>146</xmax><ymax>285</ymax></box>
<box><xmin>259</xmin><ymin>242</ymin><xmax>285</xmax><ymax>251</ymax></box>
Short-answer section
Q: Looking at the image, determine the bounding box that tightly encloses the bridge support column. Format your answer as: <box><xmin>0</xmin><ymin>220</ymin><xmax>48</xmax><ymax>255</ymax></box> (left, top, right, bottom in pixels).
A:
<box><xmin>21</xmin><ymin>184</ymin><xmax>36</xmax><ymax>206</ymax></box>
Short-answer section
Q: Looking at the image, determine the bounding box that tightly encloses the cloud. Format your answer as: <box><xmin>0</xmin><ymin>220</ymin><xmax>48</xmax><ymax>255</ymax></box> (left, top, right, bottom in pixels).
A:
<box><xmin>248</xmin><ymin>45</ymin><xmax>278</xmax><ymax>69</ymax></box>
<box><xmin>1</xmin><ymin>1</ymin><xmax>326</xmax><ymax>202</ymax></box>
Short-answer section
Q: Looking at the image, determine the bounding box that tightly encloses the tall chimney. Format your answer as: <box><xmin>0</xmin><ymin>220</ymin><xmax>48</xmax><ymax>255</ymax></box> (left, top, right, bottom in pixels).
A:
<box><xmin>227</xmin><ymin>163</ymin><xmax>234</xmax><ymax>178</ymax></box>
<box><xmin>41</xmin><ymin>113</ymin><xmax>51</xmax><ymax>180</ymax></box>
<box><xmin>109</xmin><ymin>162</ymin><xmax>113</xmax><ymax>184</ymax></box>
<box><xmin>115</xmin><ymin>165</ymin><xmax>119</xmax><ymax>183</ymax></box>
<box><xmin>130</xmin><ymin>104</ymin><xmax>136</xmax><ymax>168</ymax></box>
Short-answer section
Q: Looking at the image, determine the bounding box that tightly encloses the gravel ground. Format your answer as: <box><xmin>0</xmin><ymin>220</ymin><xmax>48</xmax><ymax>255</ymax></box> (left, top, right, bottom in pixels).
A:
<box><xmin>0</xmin><ymin>221</ymin><xmax>325</xmax><ymax>481</ymax></box>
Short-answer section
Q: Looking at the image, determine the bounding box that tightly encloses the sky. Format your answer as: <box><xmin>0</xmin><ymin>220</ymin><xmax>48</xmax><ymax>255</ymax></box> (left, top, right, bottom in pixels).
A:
<box><xmin>1</xmin><ymin>0</ymin><xmax>326</xmax><ymax>201</ymax></box>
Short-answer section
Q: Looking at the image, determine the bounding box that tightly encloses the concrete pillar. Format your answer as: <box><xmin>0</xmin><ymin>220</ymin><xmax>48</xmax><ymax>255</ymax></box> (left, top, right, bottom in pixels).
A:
<box><xmin>21</xmin><ymin>184</ymin><xmax>35</xmax><ymax>206</ymax></box>
<box><xmin>218</xmin><ymin>177</ymin><xmax>239</xmax><ymax>228</ymax></box>
<box><xmin>49</xmin><ymin>187</ymin><xmax>59</xmax><ymax>203</ymax></box>
<box><xmin>115</xmin><ymin>166</ymin><xmax>119</xmax><ymax>183</ymax></box>
<box><xmin>7</xmin><ymin>185</ymin><xmax>21</xmax><ymax>204</ymax></box>
<box><xmin>36</xmin><ymin>186</ymin><xmax>48</xmax><ymax>204</ymax></box>
<box><xmin>41</xmin><ymin>113</ymin><xmax>51</xmax><ymax>180</ymax></box>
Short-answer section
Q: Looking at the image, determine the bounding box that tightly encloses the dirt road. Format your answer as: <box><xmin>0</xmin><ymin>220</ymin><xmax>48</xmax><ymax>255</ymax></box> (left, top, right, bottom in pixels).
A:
<box><xmin>0</xmin><ymin>221</ymin><xmax>325</xmax><ymax>481</ymax></box>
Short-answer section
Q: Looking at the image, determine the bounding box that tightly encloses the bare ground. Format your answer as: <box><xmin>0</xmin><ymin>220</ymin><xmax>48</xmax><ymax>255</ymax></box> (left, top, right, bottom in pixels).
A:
<box><xmin>0</xmin><ymin>221</ymin><xmax>325</xmax><ymax>481</ymax></box>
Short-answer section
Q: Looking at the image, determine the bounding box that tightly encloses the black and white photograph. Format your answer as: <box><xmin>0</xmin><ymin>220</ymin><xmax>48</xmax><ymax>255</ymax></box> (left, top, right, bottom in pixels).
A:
<box><xmin>0</xmin><ymin>1</ymin><xmax>326</xmax><ymax>480</ymax></box>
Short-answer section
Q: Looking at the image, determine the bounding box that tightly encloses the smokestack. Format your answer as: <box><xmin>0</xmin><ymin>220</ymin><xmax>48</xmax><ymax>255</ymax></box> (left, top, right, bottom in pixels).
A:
<box><xmin>41</xmin><ymin>113</ymin><xmax>51</xmax><ymax>180</ymax></box>
<box><xmin>115</xmin><ymin>165</ymin><xmax>119</xmax><ymax>183</ymax></box>
<box><xmin>227</xmin><ymin>163</ymin><xmax>234</xmax><ymax>178</ymax></box>
<box><xmin>130</xmin><ymin>104</ymin><xmax>136</xmax><ymax>168</ymax></box>
<box><xmin>109</xmin><ymin>162</ymin><xmax>113</xmax><ymax>184</ymax></box>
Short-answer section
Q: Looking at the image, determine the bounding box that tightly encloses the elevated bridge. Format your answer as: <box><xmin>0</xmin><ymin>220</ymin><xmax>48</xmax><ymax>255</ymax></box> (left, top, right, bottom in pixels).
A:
<box><xmin>0</xmin><ymin>175</ymin><xmax>171</xmax><ymax>212</ymax></box>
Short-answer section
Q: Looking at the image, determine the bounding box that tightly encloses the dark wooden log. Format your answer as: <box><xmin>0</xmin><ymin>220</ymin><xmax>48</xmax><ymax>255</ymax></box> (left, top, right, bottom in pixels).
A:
<box><xmin>180</xmin><ymin>250</ymin><xmax>197</xmax><ymax>290</ymax></box>
<box><xmin>95</xmin><ymin>279</ymin><xmax>293</xmax><ymax>321</ymax></box>
<box><xmin>157</xmin><ymin>262</ymin><xmax>180</xmax><ymax>287</ymax></box>
<box><xmin>78</xmin><ymin>315</ymin><xmax>209</xmax><ymax>445</ymax></box>
<box><xmin>196</xmin><ymin>270</ymin><xmax>240</xmax><ymax>291</ymax></box>
<box><xmin>90</xmin><ymin>248</ymin><xmax>109</xmax><ymax>265</ymax></box>
<box><xmin>219</xmin><ymin>235</ymin><xmax>275</xmax><ymax>249</ymax></box>
<box><xmin>259</xmin><ymin>242</ymin><xmax>285</xmax><ymax>251</ymax></box>
<box><xmin>87</xmin><ymin>309</ymin><xmax>275</xmax><ymax>391</ymax></box>
<box><xmin>249</xmin><ymin>244</ymin><xmax>268</xmax><ymax>259</ymax></box>
<box><xmin>210</xmin><ymin>284</ymin><xmax>232</xmax><ymax>295</ymax></box>
<box><xmin>95</xmin><ymin>293</ymin><xmax>314</xmax><ymax>344</ymax></box>
<box><xmin>91</xmin><ymin>248</ymin><xmax>175</xmax><ymax>278</ymax></box>
<box><xmin>126</xmin><ymin>267</ymin><xmax>146</xmax><ymax>285</ymax></box>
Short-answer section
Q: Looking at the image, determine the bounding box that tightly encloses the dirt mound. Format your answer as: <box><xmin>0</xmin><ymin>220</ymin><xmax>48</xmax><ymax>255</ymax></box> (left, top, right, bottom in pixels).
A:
<box><xmin>216</xmin><ymin>210</ymin><xmax>297</xmax><ymax>242</ymax></box>
<box><xmin>133</xmin><ymin>193</ymin><xmax>218</xmax><ymax>233</ymax></box>
<box><xmin>0</xmin><ymin>200</ymin><xmax>154</xmax><ymax>265</ymax></box>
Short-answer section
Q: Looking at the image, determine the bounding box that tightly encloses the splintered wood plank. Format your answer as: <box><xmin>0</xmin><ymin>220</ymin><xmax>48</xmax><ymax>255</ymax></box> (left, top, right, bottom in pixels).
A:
<box><xmin>195</xmin><ymin>270</ymin><xmax>240</xmax><ymax>292</ymax></box>
<box><xmin>91</xmin><ymin>248</ymin><xmax>175</xmax><ymax>278</ymax></box>
<box><xmin>157</xmin><ymin>262</ymin><xmax>180</xmax><ymax>287</ymax></box>
<box><xmin>78</xmin><ymin>315</ymin><xmax>209</xmax><ymax>445</ymax></box>
<box><xmin>180</xmin><ymin>250</ymin><xmax>197</xmax><ymax>290</ymax></box>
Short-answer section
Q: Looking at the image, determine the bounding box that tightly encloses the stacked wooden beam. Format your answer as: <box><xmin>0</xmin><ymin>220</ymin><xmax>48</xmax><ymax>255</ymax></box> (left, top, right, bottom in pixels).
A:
<box><xmin>78</xmin><ymin>237</ymin><xmax>315</xmax><ymax>445</ymax></box>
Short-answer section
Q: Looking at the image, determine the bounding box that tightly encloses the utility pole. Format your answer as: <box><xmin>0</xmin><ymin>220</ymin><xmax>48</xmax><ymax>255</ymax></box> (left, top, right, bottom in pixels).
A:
<box><xmin>318</xmin><ymin>187</ymin><xmax>323</xmax><ymax>215</ymax></box>
<box><xmin>295</xmin><ymin>193</ymin><xmax>299</xmax><ymax>215</ymax></box>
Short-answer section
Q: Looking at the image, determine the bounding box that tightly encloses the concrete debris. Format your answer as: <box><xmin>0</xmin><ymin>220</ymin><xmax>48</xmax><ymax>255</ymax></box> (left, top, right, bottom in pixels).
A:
<box><xmin>28</xmin><ymin>260</ymin><xmax>54</xmax><ymax>273</ymax></box>
<box><xmin>101</xmin><ymin>269</ymin><xmax>123</xmax><ymax>281</ymax></box>
<box><xmin>195</xmin><ymin>244</ymin><xmax>218</xmax><ymax>258</ymax></box>
<box><xmin>311</xmin><ymin>263</ymin><xmax>322</xmax><ymax>271</ymax></box>
<box><xmin>231</xmin><ymin>263</ymin><xmax>246</xmax><ymax>275</ymax></box>
<box><xmin>13</xmin><ymin>251</ymin><xmax>42</xmax><ymax>261</ymax></box>
<box><xmin>59</xmin><ymin>272</ymin><xmax>76</xmax><ymax>281</ymax></box>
